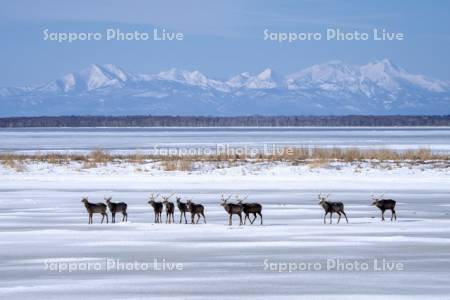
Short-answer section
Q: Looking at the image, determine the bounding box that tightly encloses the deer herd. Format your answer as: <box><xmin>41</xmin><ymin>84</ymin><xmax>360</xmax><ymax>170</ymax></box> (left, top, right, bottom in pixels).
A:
<box><xmin>81</xmin><ymin>193</ymin><xmax>397</xmax><ymax>225</ymax></box>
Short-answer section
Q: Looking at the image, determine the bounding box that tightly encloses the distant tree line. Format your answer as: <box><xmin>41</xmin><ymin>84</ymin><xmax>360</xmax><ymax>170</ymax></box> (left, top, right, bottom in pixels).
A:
<box><xmin>0</xmin><ymin>115</ymin><xmax>449</xmax><ymax>127</ymax></box>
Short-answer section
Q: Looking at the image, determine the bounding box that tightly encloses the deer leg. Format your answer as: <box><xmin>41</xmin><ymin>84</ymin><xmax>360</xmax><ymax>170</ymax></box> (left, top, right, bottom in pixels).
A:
<box><xmin>381</xmin><ymin>210</ymin><xmax>385</xmax><ymax>221</ymax></box>
<box><xmin>101</xmin><ymin>214</ymin><xmax>105</xmax><ymax>224</ymax></box>
<box><xmin>239</xmin><ymin>213</ymin><xmax>243</xmax><ymax>225</ymax></box>
<box><xmin>228</xmin><ymin>214</ymin><xmax>232</xmax><ymax>226</ymax></box>
<box><xmin>250</xmin><ymin>213</ymin><xmax>257</xmax><ymax>224</ymax></box>
<box><xmin>106</xmin><ymin>213</ymin><xmax>109</xmax><ymax>224</ymax></box>
<box><xmin>323</xmin><ymin>212</ymin><xmax>327</xmax><ymax>224</ymax></box>
<box><xmin>89</xmin><ymin>213</ymin><xmax>92</xmax><ymax>224</ymax></box>
<box><xmin>258</xmin><ymin>212</ymin><xmax>263</xmax><ymax>225</ymax></box>
<box><xmin>337</xmin><ymin>212</ymin><xmax>341</xmax><ymax>224</ymax></box>
<box><xmin>179</xmin><ymin>213</ymin><xmax>182</xmax><ymax>224</ymax></box>
<box><xmin>391</xmin><ymin>209</ymin><xmax>395</xmax><ymax>221</ymax></box>
<box><xmin>184</xmin><ymin>212</ymin><xmax>188</xmax><ymax>224</ymax></box>
<box><xmin>342</xmin><ymin>211</ymin><xmax>348</xmax><ymax>223</ymax></box>
<box><xmin>201</xmin><ymin>212</ymin><xmax>206</xmax><ymax>224</ymax></box>
<box><xmin>329</xmin><ymin>212</ymin><xmax>333</xmax><ymax>224</ymax></box>
<box><xmin>393</xmin><ymin>210</ymin><xmax>397</xmax><ymax>221</ymax></box>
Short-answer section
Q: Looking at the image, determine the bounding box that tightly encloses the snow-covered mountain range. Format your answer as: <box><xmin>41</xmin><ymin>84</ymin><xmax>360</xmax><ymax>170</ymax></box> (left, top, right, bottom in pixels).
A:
<box><xmin>1</xmin><ymin>59</ymin><xmax>449</xmax><ymax>116</ymax></box>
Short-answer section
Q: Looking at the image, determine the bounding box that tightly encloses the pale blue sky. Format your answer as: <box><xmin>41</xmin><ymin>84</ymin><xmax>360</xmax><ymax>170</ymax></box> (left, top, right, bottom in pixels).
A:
<box><xmin>1</xmin><ymin>0</ymin><xmax>449</xmax><ymax>86</ymax></box>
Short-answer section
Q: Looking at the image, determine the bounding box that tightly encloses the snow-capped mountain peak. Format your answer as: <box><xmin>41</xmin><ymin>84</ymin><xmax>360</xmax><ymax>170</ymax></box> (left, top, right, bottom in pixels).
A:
<box><xmin>245</xmin><ymin>68</ymin><xmax>283</xmax><ymax>89</ymax></box>
<box><xmin>226</xmin><ymin>72</ymin><xmax>252</xmax><ymax>88</ymax></box>
<box><xmin>157</xmin><ymin>68</ymin><xmax>209</xmax><ymax>86</ymax></box>
<box><xmin>54</xmin><ymin>64</ymin><xmax>128</xmax><ymax>92</ymax></box>
<box><xmin>360</xmin><ymin>59</ymin><xmax>447</xmax><ymax>92</ymax></box>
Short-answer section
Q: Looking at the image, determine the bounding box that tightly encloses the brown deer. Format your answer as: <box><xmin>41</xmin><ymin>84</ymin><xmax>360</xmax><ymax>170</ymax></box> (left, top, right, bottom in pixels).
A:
<box><xmin>187</xmin><ymin>200</ymin><xmax>206</xmax><ymax>224</ymax></box>
<box><xmin>176</xmin><ymin>197</ymin><xmax>188</xmax><ymax>224</ymax></box>
<box><xmin>105</xmin><ymin>197</ymin><xmax>128</xmax><ymax>223</ymax></box>
<box><xmin>148</xmin><ymin>193</ymin><xmax>163</xmax><ymax>223</ymax></box>
<box><xmin>162</xmin><ymin>193</ymin><xmax>175</xmax><ymax>224</ymax></box>
<box><xmin>81</xmin><ymin>197</ymin><xmax>108</xmax><ymax>224</ymax></box>
<box><xmin>236</xmin><ymin>195</ymin><xmax>263</xmax><ymax>225</ymax></box>
<box><xmin>220</xmin><ymin>195</ymin><xmax>243</xmax><ymax>226</ymax></box>
<box><xmin>318</xmin><ymin>194</ymin><xmax>348</xmax><ymax>224</ymax></box>
<box><xmin>371</xmin><ymin>194</ymin><xmax>397</xmax><ymax>221</ymax></box>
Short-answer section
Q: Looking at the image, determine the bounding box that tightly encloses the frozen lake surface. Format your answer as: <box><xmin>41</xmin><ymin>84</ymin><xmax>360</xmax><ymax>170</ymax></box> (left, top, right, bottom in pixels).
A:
<box><xmin>1</xmin><ymin>127</ymin><xmax>450</xmax><ymax>153</ymax></box>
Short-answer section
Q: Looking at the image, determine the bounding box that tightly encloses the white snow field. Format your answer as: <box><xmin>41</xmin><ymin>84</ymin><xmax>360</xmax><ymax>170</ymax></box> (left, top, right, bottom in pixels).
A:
<box><xmin>1</xmin><ymin>161</ymin><xmax>450</xmax><ymax>299</ymax></box>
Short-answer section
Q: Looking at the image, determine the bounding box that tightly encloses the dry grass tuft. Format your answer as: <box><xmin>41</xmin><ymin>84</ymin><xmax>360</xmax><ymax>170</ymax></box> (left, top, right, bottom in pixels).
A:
<box><xmin>89</xmin><ymin>149</ymin><xmax>110</xmax><ymax>164</ymax></box>
<box><xmin>161</xmin><ymin>159</ymin><xmax>193</xmax><ymax>171</ymax></box>
<box><xmin>0</xmin><ymin>153</ymin><xmax>27</xmax><ymax>172</ymax></box>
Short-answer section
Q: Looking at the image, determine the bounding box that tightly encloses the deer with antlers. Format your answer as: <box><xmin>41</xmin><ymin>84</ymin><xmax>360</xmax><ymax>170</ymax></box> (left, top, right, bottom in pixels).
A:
<box><xmin>148</xmin><ymin>193</ymin><xmax>163</xmax><ymax>223</ymax></box>
<box><xmin>176</xmin><ymin>197</ymin><xmax>189</xmax><ymax>224</ymax></box>
<box><xmin>81</xmin><ymin>197</ymin><xmax>109</xmax><ymax>224</ymax></box>
<box><xmin>187</xmin><ymin>200</ymin><xmax>206</xmax><ymax>224</ymax></box>
<box><xmin>162</xmin><ymin>193</ymin><xmax>175</xmax><ymax>224</ymax></box>
<box><xmin>318</xmin><ymin>194</ymin><xmax>348</xmax><ymax>224</ymax></box>
<box><xmin>236</xmin><ymin>195</ymin><xmax>263</xmax><ymax>225</ymax></box>
<box><xmin>371</xmin><ymin>194</ymin><xmax>397</xmax><ymax>221</ymax></box>
<box><xmin>105</xmin><ymin>197</ymin><xmax>128</xmax><ymax>223</ymax></box>
<box><xmin>220</xmin><ymin>194</ymin><xmax>243</xmax><ymax>226</ymax></box>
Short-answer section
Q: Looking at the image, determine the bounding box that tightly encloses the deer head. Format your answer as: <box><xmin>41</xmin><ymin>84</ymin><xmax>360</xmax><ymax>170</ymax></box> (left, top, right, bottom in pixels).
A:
<box><xmin>371</xmin><ymin>194</ymin><xmax>384</xmax><ymax>205</ymax></box>
<box><xmin>162</xmin><ymin>192</ymin><xmax>175</xmax><ymax>203</ymax></box>
<box><xmin>318</xmin><ymin>193</ymin><xmax>330</xmax><ymax>205</ymax></box>
<box><xmin>148</xmin><ymin>193</ymin><xmax>160</xmax><ymax>204</ymax></box>
<box><xmin>81</xmin><ymin>197</ymin><xmax>89</xmax><ymax>203</ymax></box>
<box><xmin>104</xmin><ymin>196</ymin><xmax>112</xmax><ymax>203</ymax></box>
<box><xmin>220</xmin><ymin>194</ymin><xmax>231</xmax><ymax>206</ymax></box>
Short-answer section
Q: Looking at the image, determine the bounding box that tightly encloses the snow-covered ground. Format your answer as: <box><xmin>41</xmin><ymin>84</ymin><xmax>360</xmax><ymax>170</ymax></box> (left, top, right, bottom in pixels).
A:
<box><xmin>1</xmin><ymin>161</ymin><xmax>450</xmax><ymax>299</ymax></box>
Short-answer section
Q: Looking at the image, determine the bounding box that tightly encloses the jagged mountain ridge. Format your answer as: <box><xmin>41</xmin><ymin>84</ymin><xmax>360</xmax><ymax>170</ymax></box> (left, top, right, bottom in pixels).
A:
<box><xmin>1</xmin><ymin>59</ymin><xmax>449</xmax><ymax>116</ymax></box>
